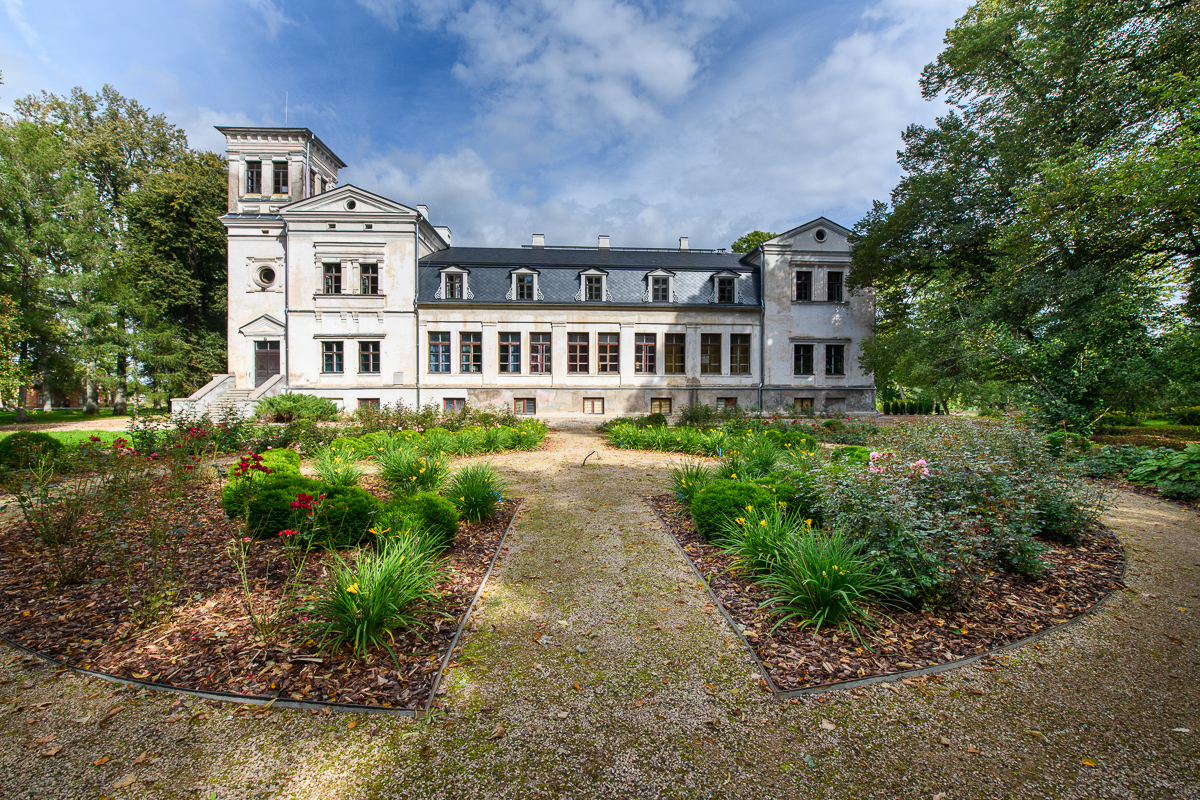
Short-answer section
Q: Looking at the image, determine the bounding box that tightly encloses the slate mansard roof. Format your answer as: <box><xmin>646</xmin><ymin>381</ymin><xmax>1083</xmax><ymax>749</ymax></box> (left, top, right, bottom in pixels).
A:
<box><xmin>418</xmin><ymin>246</ymin><xmax>760</xmax><ymax>306</ymax></box>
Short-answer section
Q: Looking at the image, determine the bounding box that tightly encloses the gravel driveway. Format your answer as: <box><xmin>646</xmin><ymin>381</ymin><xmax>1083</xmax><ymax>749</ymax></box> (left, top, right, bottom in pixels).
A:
<box><xmin>2</xmin><ymin>424</ymin><xmax>1197</xmax><ymax>799</ymax></box>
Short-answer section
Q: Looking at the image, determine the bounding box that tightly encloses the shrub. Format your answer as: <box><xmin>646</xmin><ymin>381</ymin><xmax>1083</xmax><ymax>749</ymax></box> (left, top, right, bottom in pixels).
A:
<box><xmin>313</xmin><ymin>447</ymin><xmax>363</xmax><ymax>487</ymax></box>
<box><xmin>757</xmin><ymin>527</ymin><xmax>899</xmax><ymax>639</ymax></box>
<box><xmin>1168</xmin><ymin>406</ymin><xmax>1200</xmax><ymax>426</ymax></box>
<box><xmin>756</xmin><ymin>471</ymin><xmax>822</xmax><ymax>525</ymax></box>
<box><xmin>1080</xmin><ymin>444</ymin><xmax>1149</xmax><ymax>477</ymax></box>
<box><xmin>1129</xmin><ymin>443</ymin><xmax>1200</xmax><ymax>500</ymax></box>
<box><xmin>221</xmin><ymin>451</ymin><xmax>301</xmax><ymax>516</ymax></box>
<box><xmin>309</xmin><ymin>535</ymin><xmax>444</xmax><ymax>657</ymax></box>
<box><xmin>715</xmin><ymin>503</ymin><xmax>806</xmax><ymax>573</ymax></box>
<box><xmin>446</xmin><ymin>462</ymin><xmax>506</xmax><ymax>522</ymax></box>
<box><xmin>0</xmin><ymin>431</ymin><xmax>62</xmax><ymax>468</ymax></box>
<box><xmin>1045</xmin><ymin>430</ymin><xmax>1094</xmax><ymax>458</ymax></box>
<box><xmin>689</xmin><ymin>479</ymin><xmax>775</xmax><ymax>542</ymax></box>
<box><xmin>378</xmin><ymin>446</ymin><xmax>448</xmax><ymax>495</ymax></box>
<box><xmin>829</xmin><ymin>445</ymin><xmax>871</xmax><ymax>464</ymax></box>
<box><xmin>678</xmin><ymin>402</ymin><xmax>717</xmax><ymax>427</ymax></box>
<box><xmin>670</xmin><ymin>460</ymin><xmax>714</xmax><ymax>505</ymax></box>
<box><xmin>256</xmin><ymin>394</ymin><xmax>340</xmax><ymax>423</ymax></box>
<box><xmin>243</xmin><ymin>474</ymin><xmax>380</xmax><ymax>546</ymax></box>
<box><xmin>384</xmin><ymin>492</ymin><xmax>460</xmax><ymax>551</ymax></box>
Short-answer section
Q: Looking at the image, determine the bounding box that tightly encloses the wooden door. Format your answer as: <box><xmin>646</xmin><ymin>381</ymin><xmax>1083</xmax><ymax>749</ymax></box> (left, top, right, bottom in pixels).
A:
<box><xmin>254</xmin><ymin>342</ymin><xmax>280</xmax><ymax>387</ymax></box>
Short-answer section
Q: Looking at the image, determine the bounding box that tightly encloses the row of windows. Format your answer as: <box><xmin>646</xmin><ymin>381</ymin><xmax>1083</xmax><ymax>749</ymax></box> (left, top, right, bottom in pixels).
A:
<box><xmin>322</xmin><ymin>341</ymin><xmax>381</xmax><ymax>374</ymax></box>
<box><xmin>363</xmin><ymin>395</ymin><xmax>824</xmax><ymax>416</ymax></box>
<box><xmin>442</xmin><ymin>272</ymin><xmax>743</xmax><ymax>304</ymax></box>
<box><xmin>426</xmin><ymin>331</ymin><xmax>753</xmax><ymax>375</ymax></box>
<box><xmin>244</xmin><ymin>160</ymin><xmax>329</xmax><ymax>196</ymax></box>
<box><xmin>794</xmin><ymin>343</ymin><xmax>845</xmax><ymax>376</ymax></box>
<box><xmin>795</xmin><ymin>270</ymin><xmax>843</xmax><ymax>303</ymax></box>
<box><xmin>323</xmin><ymin>263</ymin><xmax>379</xmax><ymax>295</ymax></box>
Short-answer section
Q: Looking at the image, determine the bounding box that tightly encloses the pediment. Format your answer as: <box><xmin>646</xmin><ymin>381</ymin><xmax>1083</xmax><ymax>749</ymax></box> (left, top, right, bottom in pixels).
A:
<box><xmin>646</xmin><ymin>268</ymin><xmax>675</xmax><ymax>278</ymax></box>
<box><xmin>439</xmin><ymin>264</ymin><xmax>470</xmax><ymax>274</ymax></box>
<box><xmin>768</xmin><ymin>217</ymin><xmax>852</xmax><ymax>251</ymax></box>
<box><xmin>577</xmin><ymin>267</ymin><xmax>608</xmax><ymax>277</ymax></box>
<box><xmin>280</xmin><ymin>184</ymin><xmax>417</xmax><ymax>216</ymax></box>
<box><xmin>712</xmin><ymin>270</ymin><xmax>743</xmax><ymax>279</ymax></box>
<box><xmin>238</xmin><ymin>314</ymin><xmax>286</xmax><ymax>336</ymax></box>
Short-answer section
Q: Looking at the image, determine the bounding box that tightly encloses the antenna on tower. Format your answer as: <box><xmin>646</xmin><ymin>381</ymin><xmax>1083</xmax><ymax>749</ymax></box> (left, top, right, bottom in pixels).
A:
<box><xmin>285</xmin><ymin>92</ymin><xmax>288</xmax><ymax>125</ymax></box>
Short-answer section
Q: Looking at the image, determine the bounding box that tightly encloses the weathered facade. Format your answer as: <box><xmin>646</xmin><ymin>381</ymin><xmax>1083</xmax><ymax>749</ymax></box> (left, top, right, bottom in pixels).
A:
<box><xmin>188</xmin><ymin>126</ymin><xmax>875</xmax><ymax>417</ymax></box>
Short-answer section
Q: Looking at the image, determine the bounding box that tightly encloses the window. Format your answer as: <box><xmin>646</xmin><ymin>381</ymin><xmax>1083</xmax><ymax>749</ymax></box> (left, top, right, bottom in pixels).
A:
<box><xmin>700</xmin><ymin>334</ymin><xmax>721</xmax><ymax>374</ymax></box>
<box><xmin>568</xmin><ymin>333</ymin><xmax>589</xmax><ymax>373</ymax></box>
<box><xmin>358</xmin><ymin>398</ymin><xmax>380</xmax><ymax>410</ymax></box>
<box><xmin>583</xmin><ymin>398</ymin><xmax>604</xmax><ymax>414</ymax></box>
<box><xmin>664</xmin><ymin>333</ymin><xmax>685</xmax><ymax>374</ymax></box>
<box><xmin>359</xmin><ymin>341</ymin><xmax>381</xmax><ymax>373</ymax></box>
<box><xmin>827</xmin><ymin>271</ymin><xmax>844</xmax><ymax>303</ymax></box>
<box><xmin>651</xmin><ymin>276</ymin><xmax>670</xmax><ymax>302</ymax></box>
<box><xmin>246</xmin><ymin>160</ymin><xmax>262</xmax><ymax>194</ymax></box>
<box><xmin>585</xmin><ymin>275</ymin><xmax>603</xmax><ymax>301</ymax></box>
<box><xmin>717</xmin><ymin>397</ymin><xmax>737</xmax><ymax>408</ymax></box>
<box><xmin>323</xmin><ymin>263</ymin><xmax>342</xmax><ymax>294</ymax></box>
<box><xmin>499</xmin><ymin>332</ymin><xmax>521</xmax><ymax>373</ymax></box>
<box><xmin>444</xmin><ymin>273</ymin><xmax>463</xmax><ymax>299</ymax></box>
<box><xmin>650</xmin><ymin>398</ymin><xmax>672</xmax><ymax>414</ymax></box>
<box><xmin>794</xmin><ymin>344</ymin><xmax>814</xmax><ymax>375</ymax></box>
<box><xmin>444</xmin><ymin>398</ymin><xmax>465</xmax><ymax>413</ymax></box>
<box><xmin>795</xmin><ymin>271</ymin><xmax>812</xmax><ymax>302</ymax></box>
<box><xmin>429</xmin><ymin>332</ymin><xmax>450</xmax><ymax>373</ymax></box>
<box><xmin>460</xmin><ymin>332</ymin><xmax>482</xmax><ymax>373</ymax></box>
<box><xmin>826</xmin><ymin>344</ymin><xmax>845</xmax><ymax>375</ymax></box>
<box><xmin>730</xmin><ymin>334</ymin><xmax>751</xmax><ymax>374</ymax></box>
<box><xmin>514</xmin><ymin>397</ymin><xmax>536</xmax><ymax>415</ymax></box>
<box><xmin>530</xmin><ymin>333</ymin><xmax>551</xmax><ymax>373</ymax></box>
<box><xmin>322</xmin><ymin>341</ymin><xmax>344</xmax><ymax>373</ymax></box>
<box><xmin>516</xmin><ymin>274</ymin><xmax>535</xmax><ymax>300</ymax></box>
<box><xmin>272</xmin><ymin>161</ymin><xmax>288</xmax><ymax>194</ymax></box>
<box><xmin>598</xmin><ymin>333</ymin><xmax>619</xmax><ymax>373</ymax></box>
<box><xmin>320</xmin><ymin>177</ymin><xmax>328</xmax><ymax>193</ymax></box>
<box><xmin>795</xmin><ymin>397</ymin><xmax>814</xmax><ymax>412</ymax></box>
<box><xmin>360</xmin><ymin>263</ymin><xmax>379</xmax><ymax>295</ymax></box>
<box><xmin>717</xmin><ymin>277</ymin><xmax>736</xmax><ymax>304</ymax></box>
<box><xmin>635</xmin><ymin>333</ymin><xmax>656</xmax><ymax>374</ymax></box>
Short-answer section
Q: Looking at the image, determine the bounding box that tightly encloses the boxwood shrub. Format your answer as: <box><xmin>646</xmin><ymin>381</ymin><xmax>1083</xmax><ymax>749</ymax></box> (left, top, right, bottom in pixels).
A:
<box><xmin>221</xmin><ymin>449</ymin><xmax>303</xmax><ymax>517</ymax></box>
<box><xmin>383</xmin><ymin>492</ymin><xmax>460</xmax><ymax>552</ymax></box>
<box><xmin>0</xmin><ymin>431</ymin><xmax>63</xmax><ymax>468</ymax></box>
<box><xmin>689</xmin><ymin>479</ymin><xmax>775</xmax><ymax>542</ymax></box>
<box><xmin>242</xmin><ymin>474</ymin><xmax>380</xmax><ymax>546</ymax></box>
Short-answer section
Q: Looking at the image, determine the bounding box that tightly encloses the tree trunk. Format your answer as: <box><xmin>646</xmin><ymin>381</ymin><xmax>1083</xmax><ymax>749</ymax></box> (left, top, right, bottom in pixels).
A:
<box><xmin>84</xmin><ymin>365</ymin><xmax>99</xmax><ymax>414</ymax></box>
<box><xmin>15</xmin><ymin>385</ymin><xmax>27</xmax><ymax>423</ymax></box>
<box><xmin>113</xmin><ymin>349</ymin><xmax>128</xmax><ymax>415</ymax></box>
<box><xmin>42</xmin><ymin>369</ymin><xmax>52</xmax><ymax>412</ymax></box>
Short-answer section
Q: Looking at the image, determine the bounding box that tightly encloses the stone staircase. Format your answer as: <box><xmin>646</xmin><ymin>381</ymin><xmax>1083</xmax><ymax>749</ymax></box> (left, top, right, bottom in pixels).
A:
<box><xmin>206</xmin><ymin>388</ymin><xmax>254</xmax><ymax>418</ymax></box>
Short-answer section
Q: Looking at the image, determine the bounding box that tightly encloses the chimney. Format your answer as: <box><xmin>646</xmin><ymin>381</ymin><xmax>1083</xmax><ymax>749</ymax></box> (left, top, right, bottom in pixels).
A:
<box><xmin>679</xmin><ymin>236</ymin><xmax>689</xmax><ymax>250</ymax></box>
<box><xmin>598</xmin><ymin>235</ymin><xmax>610</xmax><ymax>249</ymax></box>
<box><xmin>434</xmin><ymin>226</ymin><xmax>452</xmax><ymax>246</ymax></box>
<box><xmin>417</xmin><ymin>204</ymin><xmax>429</xmax><ymax>218</ymax></box>
<box><xmin>532</xmin><ymin>233</ymin><xmax>545</xmax><ymax>248</ymax></box>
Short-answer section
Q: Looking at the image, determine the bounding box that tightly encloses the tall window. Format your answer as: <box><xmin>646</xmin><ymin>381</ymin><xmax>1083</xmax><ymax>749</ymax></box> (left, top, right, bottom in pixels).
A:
<box><xmin>700</xmin><ymin>334</ymin><xmax>721</xmax><ymax>374</ymax></box>
<box><xmin>245</xmin><ymin>160</ymin><xmax>262</xmax><ymax>194</ymax></box>
<box><xmin>664</xmin><ymin>334</ymin><xmax>685</xmax><ymax>374</ymax></box>
<box><xmin>429</xmin><ymin>332</ymin><xmax>450</xmax><ymax>373</ymax></box>
<box><xmin>323</xmin><ymin>263</ymin><xmax>342</xmax><ymax>294</ymax></box>
<box><xmin>585</xmin><ymin>275</ymin><xmax>603</xmax><ymax>301</ymax></box>
<box><xmin>794</xmin><ymin>344</ymin><xmax>814</xmax><ymax>375</ymax></box>
<box><xmin>730</xmin><ymin>334</ymin><xmax>751</xmax><ymax>374</ymax></box>
<box><xmin>460</xmin><ymin>332</ymin><xmax>482</xmax><ymax>373</ymax></box>
<box><xmin>272</xmin><ymin>161</ymin><xmax>288</xmax><ymax>194</ymax></box>
<box><xmin>359</xmin><ymin>341</ymin><xmax>381</xmax><ymax>374</ymax></box>
<box><xmin>827</xmin><ymin>271</ymin><xmax>844</xmax><ymax>302</ymax></box>
<box><xmin>360</xmin><ymin>263</ymin><xmax>379</xmax><ymax>295</ymax></box>
<box><xmin>825</xmin><ymin>344</ymin><xmax>845</xmax><ymax>375</ymax></box>
<box><xmin>444</xmin><ymin>273</ymin><xmax>463</xmax><ymax>299</ymax></box>
<box><xmin>651</xmin><ymin>276</ymin><xmax>670</xmax><ymax>302</ymax></box>
<box><xmin>598</xmin><ymin>333</ymin><xmax>619</xmax><ymax>373</ymax></box>
<box><xmin>516</xmin><ymin>274</ymin><xmax>535</xmax><ymax>300</ymax></box>
<box><xmin>795</xmin><ymin>271</ymin><xmax>812</xmax><ymax>301</ymax></box>
<box><xmin>717</xmin><ymin>277</ymin><xmax>735</xmax><ymax>304</ymax></box>
<box><xmin>528</xmin><ymin>333</ymin><xmax>550</xmax><ymax>373</ymax></box>
<box><xmin>568</xmin><ymin>333</ymin><xmax>589</xmax><ymax>373</ymax></box>
<box><xmin>635</xmin><ymin>333</ymin><xmax>656</xmax><ymax>373</ymax></box>
<box><xmin>322</xmin><ymin>341</ymin><xmax>344</xmax><ymax>373</ymax></box>
<box><xmin>499</xmin><ymin>332</ymin><xmax>521</xmax><ymax>373</ymax></box>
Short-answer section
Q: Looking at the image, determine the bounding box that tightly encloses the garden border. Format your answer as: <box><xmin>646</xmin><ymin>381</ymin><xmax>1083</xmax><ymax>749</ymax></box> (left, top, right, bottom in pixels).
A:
<box><xmin>647</xmin><ymin>499</ymin><xmax>1128</xmax><ymax>700</ymax></box>
<box><xmin>0</xmin><ymin>499</ymin><xmax>524</xmax><ymax>719</ymax></box>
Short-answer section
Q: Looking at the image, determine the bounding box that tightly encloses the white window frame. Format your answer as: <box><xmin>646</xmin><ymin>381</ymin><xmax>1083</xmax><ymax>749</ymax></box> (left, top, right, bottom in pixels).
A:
<box><xmin>436</xmin><ymin>266</ymin><xmax>472</xmax><ymax>300</ymax></box>
<box><xmin>644</xmin><ymin>269</ymin><xmax>675</xmax><ymax>303</ymax></box>
<box><xmin>576</xmin><ymin>268</ymin><xmax>609</xmax><ymax>302</ymax></box>
<box><xmin>712</xmin><ymin>270</ymin><xmax>741</xmax><ymax>304</ymax></box>
<box><xmin>507</xmin><ymin>267</ymin><xmax>543</xmax><ymax>301</ymax></box>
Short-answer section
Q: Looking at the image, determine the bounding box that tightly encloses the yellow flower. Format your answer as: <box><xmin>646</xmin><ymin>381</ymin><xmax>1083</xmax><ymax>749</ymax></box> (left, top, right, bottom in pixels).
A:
<box><xmin>735</xmin><ymin>517</ymin><xmax>745</xmax><ymax>525</ymax></box>
<box><xmin>745</xmin><ymin>505</ymin><xmax>753</xmax><ymax>511</ymax></box>
<box><xmin>461</xmin><ymin>496</ymin><xmax>466</xmax><ymax>501</ymax></box>
<box><xmin>346</xmin><ymin>582</ymin><xmax>359</xmax><ymax>594</ymax></box>
<box><xmin>369</xmin><ymin>526</ymin><xmax>390</xmax><ymax>536</ymax></box>
<box><xmin>731</xmin><ymin>473</ymin><xmax>737</xmax><ymax>479</ymax></box>
<box><xmin>760</xmin><ymin>520</ymin><xmax>767</xmax><ymax>527</ymax></box>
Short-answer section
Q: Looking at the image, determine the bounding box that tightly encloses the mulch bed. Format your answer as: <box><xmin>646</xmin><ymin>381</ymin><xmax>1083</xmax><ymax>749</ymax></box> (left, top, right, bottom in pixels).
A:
<box><xmin>0</xmin><ymin>479</ymin><xmax>516</xmax><ymax>711</ymax></box>
<box><xmin>648</xmin><ymin>495</ymin><xmax>1126</xmax><ymax>694</ymax></box>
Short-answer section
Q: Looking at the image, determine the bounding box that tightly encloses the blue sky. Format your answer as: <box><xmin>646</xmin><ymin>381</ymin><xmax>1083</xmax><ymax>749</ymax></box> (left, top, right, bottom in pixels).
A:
<box><xmin>1</xmin><ymin>0</ymin><xmax>969</xmax><ymax>248</ymax></box>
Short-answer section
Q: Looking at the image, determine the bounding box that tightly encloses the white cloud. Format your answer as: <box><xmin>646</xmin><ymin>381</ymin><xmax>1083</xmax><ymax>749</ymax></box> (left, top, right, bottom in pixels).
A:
<box><xmin>246</xmin><ymin>0</ymin><xmax>295</xmax><ymax>39</ymax></box>
<box><xmin>2</xmin><ymin>0</ymin><xmax>51</xmax><ymax>66</ymax></box>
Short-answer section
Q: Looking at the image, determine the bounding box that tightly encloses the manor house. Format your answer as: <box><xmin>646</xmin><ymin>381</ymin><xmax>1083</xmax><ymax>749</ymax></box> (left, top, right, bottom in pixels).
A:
<box><xmin>179</xmin><ymin>127</ymin><xmax>875</xmax><ymax>417</ymax></box>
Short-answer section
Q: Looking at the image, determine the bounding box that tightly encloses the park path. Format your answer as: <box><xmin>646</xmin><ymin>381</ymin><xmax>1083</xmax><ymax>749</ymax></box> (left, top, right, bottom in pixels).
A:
<box><xmin>1</xmin><ymin>423</ymin><xmax>1198</xmax><ymax>799</ymax></box>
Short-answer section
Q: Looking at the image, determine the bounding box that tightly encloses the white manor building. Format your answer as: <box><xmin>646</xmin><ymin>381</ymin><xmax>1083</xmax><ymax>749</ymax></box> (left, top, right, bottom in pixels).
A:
<box><xmin>178</xmin><ymin>127</ymin><xmax>876</xmax><ymax>417</ymax></box>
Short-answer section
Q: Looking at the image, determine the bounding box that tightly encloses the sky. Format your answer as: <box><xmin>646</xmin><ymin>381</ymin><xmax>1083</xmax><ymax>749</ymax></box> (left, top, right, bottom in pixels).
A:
<box><xmin>0</xmin><ymin>0</ymin><xmax>970</xmax><ymax>249</ymax></box>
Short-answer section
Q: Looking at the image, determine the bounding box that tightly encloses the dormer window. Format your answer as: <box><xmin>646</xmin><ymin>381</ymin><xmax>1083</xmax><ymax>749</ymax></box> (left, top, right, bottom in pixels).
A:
<box><xmin>576</xmin><ymin>268</ymin><xmax>608</xmax><ymax>302</ymax></box>
<box><xmin>436</xmin><ymin>266</ymin><xmax>472</xmax><ymax>300</ymax></box>
<box><xmin>712</xmin><ymin>271</ymin><xmax>740</xmax><ymax>304</ymax></box>
<box><xmin>508</xmin><ymin>268</ymin><xmax>542</xmax><ymax>301</ymax></box>
<box><xmin>446</xmin><ymin>274</ymin><xmax>463</xmax><ymax>298</ymax></box>
<box><xmin>644</xmin><ymin>269</ymin><xmax>675</xmax><ymax>303</ymax></box>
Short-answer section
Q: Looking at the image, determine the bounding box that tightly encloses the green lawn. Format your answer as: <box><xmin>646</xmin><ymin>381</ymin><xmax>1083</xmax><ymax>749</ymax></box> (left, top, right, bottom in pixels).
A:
<box><xmin>0</xmin><ymin>408</ymin><xmax>170</xmax><ymax>426</ymax></box>
<box><xmin>0</xmin><ymin>429</ymin><xmax>125</xmax><ymax>446</ymax></box>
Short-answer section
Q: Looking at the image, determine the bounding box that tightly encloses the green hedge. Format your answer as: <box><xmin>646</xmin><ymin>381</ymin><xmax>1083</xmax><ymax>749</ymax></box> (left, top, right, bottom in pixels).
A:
<box><xmin>237</xmin><ymin>473</ymin><xmax>381</xmax><ymax>547</ymax></box>
<box><xmin>0</xmin><ymin>431</ymin><xmax>62</xmax><ymax>468</ymax></box>
<box><xmin>380</xmin><ymin>492</ymin><xmax>460</xmax><ymax>552</ymax></box>
<box><xmin>689</xmin><ymin>479</ymin><xmax>775</xmax><ymax>542</ymax></box>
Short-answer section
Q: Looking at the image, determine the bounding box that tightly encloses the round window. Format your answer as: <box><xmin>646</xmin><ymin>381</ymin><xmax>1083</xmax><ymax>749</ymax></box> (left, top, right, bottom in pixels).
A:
<box><xmin>258</xmin><ymin>266</ymin><xmax>276</xmax><ymax>286</ymax></box>
<box><xmin>345</xmin><ymin>199</ymin><xmax>357</xmax><ymax>210</ymax></box>
<box><xmin>814</xmin><ymin>228</ymin><xmax>826</xmax><ymax>242</ymax></box>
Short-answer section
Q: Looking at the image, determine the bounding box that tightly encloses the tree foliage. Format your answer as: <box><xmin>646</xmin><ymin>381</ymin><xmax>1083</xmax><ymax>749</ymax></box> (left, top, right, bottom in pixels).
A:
<box><xmin>731</xmin><ymin>230</ymin><xmax>777</xmax><ymax>253</ymax></box>
<box><xmin>850</xmin><ymin>0</ymin><xmax>1200</xmax><ymax>425</ymax></box>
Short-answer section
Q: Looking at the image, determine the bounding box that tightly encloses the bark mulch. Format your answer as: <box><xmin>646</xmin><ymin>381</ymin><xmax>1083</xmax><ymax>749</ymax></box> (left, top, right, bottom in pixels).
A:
<box><xmin>647</xmin><ymin>494</ymin><xmax>1125</xmax><ymax>694</ymax></box>
<box><xmin>0</xmin><ymin>481</ymin><xmax>516</xmax><ymax>711</ymax></box>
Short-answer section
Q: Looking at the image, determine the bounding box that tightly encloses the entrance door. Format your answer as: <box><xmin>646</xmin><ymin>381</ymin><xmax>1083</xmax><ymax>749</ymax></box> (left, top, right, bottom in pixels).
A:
<box><xmin>254</xmin><ymin>341</ymin><xmax>281</xmax><ymax>387</ymax></box>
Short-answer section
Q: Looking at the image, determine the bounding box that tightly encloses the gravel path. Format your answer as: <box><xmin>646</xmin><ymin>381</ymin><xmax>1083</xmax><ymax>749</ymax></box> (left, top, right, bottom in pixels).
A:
<box><xmin>2</xmin><ymin>424</ymin><xmax>1198</xmax><ymax>799</ymax></box>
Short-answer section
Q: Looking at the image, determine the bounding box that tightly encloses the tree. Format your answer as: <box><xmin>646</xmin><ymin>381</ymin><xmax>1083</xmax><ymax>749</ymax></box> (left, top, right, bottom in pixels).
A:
<box><xmin>731</xmin><ymin>230</ymin><xmax>776</xmax><ymax>253</ymax></box>
<box><xmin>849</xmin><ymin>0</ymin><xmax>1198</xmax><ymax>426</ymax></box>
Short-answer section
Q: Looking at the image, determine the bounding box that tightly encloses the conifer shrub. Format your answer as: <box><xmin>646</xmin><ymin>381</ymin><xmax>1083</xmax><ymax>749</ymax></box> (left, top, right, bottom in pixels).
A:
<box><xmin>689</xmin><ymin>479</ymin><xmax>775</xmax><ymax>542</ymax></box>
<box><xmin>242</xmin><ymin>474</ymin><xmax>380</xmax><ymax>546</ymax></box>
<box><xmin>384</xmin><ymin>492</ymin><xmax>460</xmax><ymax>551</ymax></box>
<box><xmin>0</xmin><ymin>431</ymin><xmax>62</xmax><ymax>468</ymax></box>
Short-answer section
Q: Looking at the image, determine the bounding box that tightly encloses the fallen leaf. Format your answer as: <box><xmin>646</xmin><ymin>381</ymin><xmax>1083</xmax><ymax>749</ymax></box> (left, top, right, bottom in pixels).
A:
<box><xmin>819</xmin><ymin>719</ymin><xmax>836</xmax><ymax>731</ymax></box>
<box><xmin>40</xmin><ymin>746</ymin><xmax>62</xmax><ymax>757</ymax></box>
<box><xmin>1082</xmin><ymin>757</ymin><xmax>1097</xmax><ymax>766</ymax></box>
<box><xmin>1024</xmin><ymin>729</ymin><xmax>1049</xmax><ymax>744</ymax></box>
<box><xmin>113</xmin><ymin>774</ymin><xmax>137</xmax><ymax>789</ymax></box>
<box><xmin>940</xmin><ymin>736</ymin><xmax>952</xmax><ymax>747</ymax></box>
<box><xmin>35</xmin><ymin>736</ymin><xmax>54</xmax><ymax>744</ymax></box>
<box><xmin>131</xmin><ymin>751</ymin><xmax>151</xmax><ymax>765</ymax></box>
<box><xmin>556</xmin><ymin>712</ymin><xmax>569</xmax><ymax>719</ymax></box>
<box><xmin>933</xmin><ymin>794</ymin><xmax>947</xmax><ymax>800</ymax></box>
<box><xmin>1172</xmin><ymin>728</ymin><xmax>1191</xmax><ymax>733</ymax></box>
<box><xmin>572</xmin><ymin>682</ymin><xmax>581</xmax><ymax>692</ymax></box>
<box><xmin>487</xmin><ymin>724</ymin><xmax>504</xmax><ymax>740</ymax></box>
<box><xmin>347</xmin><ymin>720</ymin><xmax>358</xmax><ymax>730</ymax></box>
<box><xmin>967</xmin><ymin>745</ymin><xmax>980</xmax><ymax>754</ymax></box>
<box><xmin>93</xmin><ymin>757</ymin><xmax>110</xmax><ymax>767</ymax></box>
<box><xmin>634</xmin><ymin>700</ymin><xmax>645</xmax><ymax>708</ymax></box>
